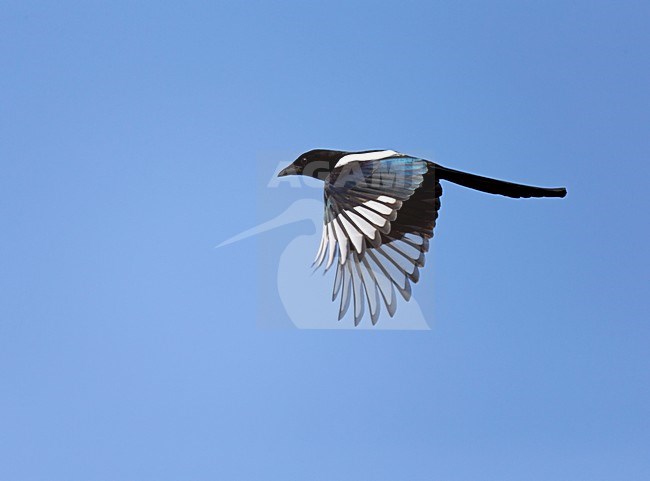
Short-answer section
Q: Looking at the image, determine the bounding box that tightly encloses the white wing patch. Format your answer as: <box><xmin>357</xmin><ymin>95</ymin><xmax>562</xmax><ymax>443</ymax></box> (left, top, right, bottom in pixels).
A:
<box><xmin>334</xmin><ymin>150</ymin><xmax>400</xmax><ymax>168</ymax></box>
<box><xmin>313</xmin><ymin>195</ymin><xmax>431</xmax><ymax>324</ymax></box>
<box><xmin>316</xmin><ymin>196</ymin><xmax>398</xmax><ymax>271</ymax></box>
<box><xmin>353</xmin><ymin>205</ymin><xmax>387</xmax><ymax>227</ymax></box>
<box><xmin>376</xmin><ymin>195</ymin><xmax>397</xmax><ymax>204</ymax></box>
<box><xmin>315</xmin><ymin>155</ymin><xmax>437</xmax><ymax>325</ymax></box>
<box><xmin>362</xmin><ymin>200</ymin><xmax>393</xmax><ymax>216</ymax></box>
<box><xmin>344</xmin><ymin>210</ymin><xmax>376</xmax><ymax>239</ymax></box>
<box><xmin>338</xmin><ymin>215</ymin><xmax>364</xmax><ymax>254</ymax></box>
<box><xmin>331</xmin><ymin>219</ymin><xmax>348</xmax><ymax>261</ymax></box>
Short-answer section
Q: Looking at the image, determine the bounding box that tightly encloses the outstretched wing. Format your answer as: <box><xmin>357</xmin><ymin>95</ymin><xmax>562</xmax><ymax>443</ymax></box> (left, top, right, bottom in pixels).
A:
<box><xmin>312</xmin><ymin>155</ymin><xmax>442</xmax><ymax>325</ymax></box>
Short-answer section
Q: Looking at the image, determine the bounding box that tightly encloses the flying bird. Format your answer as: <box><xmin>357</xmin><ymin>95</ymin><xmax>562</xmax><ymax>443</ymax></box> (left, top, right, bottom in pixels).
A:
<box><xmin>278</xmin><ymin>149</ymin><xmax>567</xmax><ymax>326</ymax></box>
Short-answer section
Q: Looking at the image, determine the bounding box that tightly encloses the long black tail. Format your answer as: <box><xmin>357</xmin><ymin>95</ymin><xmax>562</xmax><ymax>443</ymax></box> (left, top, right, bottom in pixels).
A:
<box><xmin>433</xmin><ymin>164</ymin><xmax>567</xmax><ymax>199</ymax></box>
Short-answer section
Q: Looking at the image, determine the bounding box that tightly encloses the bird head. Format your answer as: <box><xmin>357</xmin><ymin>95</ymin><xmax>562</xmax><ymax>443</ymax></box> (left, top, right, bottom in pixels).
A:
<box><xmin>277</xmin><ymin>149</ymin><xmax>344</xmax><ymax>181</ymax></box>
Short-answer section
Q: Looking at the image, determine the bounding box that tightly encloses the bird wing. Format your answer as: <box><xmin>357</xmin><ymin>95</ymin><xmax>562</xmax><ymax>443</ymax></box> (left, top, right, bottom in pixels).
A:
<box><xmin>313</xmin><ymin>156</ymin><xmax>442</xmax><ymax>325</ymax></box>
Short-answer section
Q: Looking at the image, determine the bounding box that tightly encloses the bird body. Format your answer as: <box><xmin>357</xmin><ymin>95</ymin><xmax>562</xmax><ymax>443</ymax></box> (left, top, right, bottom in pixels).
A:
<box><xmin>278</xmin><ymin>149</ymin><xmax>566</xmax><ymax>326</ymax></box>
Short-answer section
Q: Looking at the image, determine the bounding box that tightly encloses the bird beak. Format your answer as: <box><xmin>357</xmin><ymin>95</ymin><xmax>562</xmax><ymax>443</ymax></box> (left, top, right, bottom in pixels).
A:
<box><xmin>277</xmin><ymin>164</ymin><xmax>298</xmax><ymax>177</ymax></box>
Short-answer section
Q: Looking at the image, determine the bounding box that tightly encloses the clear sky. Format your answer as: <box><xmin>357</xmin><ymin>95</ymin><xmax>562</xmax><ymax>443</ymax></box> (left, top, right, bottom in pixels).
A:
<box><xmin>1</xmin><ymin>1</ymin><xmax>649</xmax><ymax>479</ymax></box>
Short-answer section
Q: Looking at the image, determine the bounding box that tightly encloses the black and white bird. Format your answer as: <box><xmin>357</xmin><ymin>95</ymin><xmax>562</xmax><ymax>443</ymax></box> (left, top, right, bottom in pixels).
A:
<box><xmin>278</xmin><ymin>149</ymin><xmax>566</xmax><ymax>326</ymax></box>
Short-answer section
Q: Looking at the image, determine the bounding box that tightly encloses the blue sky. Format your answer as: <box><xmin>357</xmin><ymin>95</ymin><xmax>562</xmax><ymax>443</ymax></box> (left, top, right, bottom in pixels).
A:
<box><xmin>1</xmin><ymin>1</ymin><xmax>649</xmax><ymax>479</ymax></box>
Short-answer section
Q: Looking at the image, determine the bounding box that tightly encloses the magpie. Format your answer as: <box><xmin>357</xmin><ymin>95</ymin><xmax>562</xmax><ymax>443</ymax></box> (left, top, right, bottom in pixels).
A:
<box><xmin>278</xmin><ymin>149</ymin><xmax>567</xmax><ymax>326</ymax></box>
